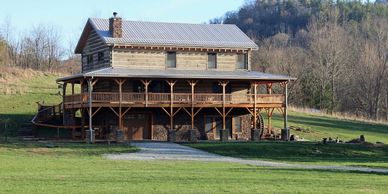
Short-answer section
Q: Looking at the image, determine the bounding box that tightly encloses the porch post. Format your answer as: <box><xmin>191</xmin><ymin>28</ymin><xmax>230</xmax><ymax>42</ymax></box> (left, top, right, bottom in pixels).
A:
<box><xmin>251</xmin><ymin>81</ymin><xmax>260</xmax><ymax>141</ymax></box>
<box><xmin>266</xmin><ymin>83</ymin><xmax>273</xmax><ymax>134</ymax></box>
<box><xmin>281</xmin><ymin>81</ymin><xmax>290</xmax><ymax>141</ymax></box>
<box><xmin>115</xmin><ymin>79</ymin><xmax>125</xmax><ymax>130</ymax></box>
<box><xmin>80</xmin><ymin>80</ymin><xmax>85</xmax><ymax>140</ymax></box>
<box><xmin>71</xmin><ymin>82</ymin><xmax>75</xmax><ymax>95</ymax></box>
<box><xmin>141</xmin><ymin>80</ymin><xmax>151</xmax><ymax>107</ymax></box>
<box><xmin>219</xmin><ymin>81</ymin><xmax>229</xmax><ymax>141</ymax></box>
<box><xmin>62</xmin><ymin>82</ymin><xmax>67</xmax><ymax>128</ymax></box>
<box><xmin>189</xmin><ymin>80</ymin><xmax>197</xmax><ymax>142</ymax></box>
<box><xmin>62</xmin><ymin>82</ymin><xmax>67</xmax><ymax>106</ymax></box>
<box><xmin>167</xmin><ymin>80</ymin><xmax>177</xmax><ymax>142</ymax></box>
<box><xmin>87</xmin><ymin>79</ymin><xmax>94</xmax><ymax>144</ymax></box>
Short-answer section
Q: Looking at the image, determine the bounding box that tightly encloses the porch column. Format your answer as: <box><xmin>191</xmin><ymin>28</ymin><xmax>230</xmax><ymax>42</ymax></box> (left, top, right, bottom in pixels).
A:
<box><xmin>62</xmin><ymin>82</ymin><xmax>67</xmax><ymax>106</ymax></box>
<box><xmin>86</xmin><ymin>78</ymin><xmax>98</xmax><ymax>143</ymax></box>
<box><xmin>281</xmin><ymin>81</ymin><xmax>290</xmax><ymax>141</ymax></box>
<box><xmin>141</xmin><ymin>80</ymin><xmax>151</xmax><ymax>107</ymax></box>
<box><xmin>115</xmin><ymin>79</ymin><xmax>126</xmax><ymax>130</ymax></box>
<box><xmin>70</xmin><ymin>82</ymin><xmax>75</xmax><ymax>139</ymax></box>
<box><xmin>167</xmin><ymin>80</ymin><xmax>177</xmax><ymax>142</ymax></box>
<box><xmin>251</xmin><ymin>81</ymin><xmax>260</xmax><ymax>141</ymax></box>
<box><xmin>189</xmin><ymin>80</ymin><xmax>197</xmax><ymax>142</ymax></box>
<box><xmin>87</xmin><ymin>79</ymin><xmax>94</xmax><ymax>144</ymax></box>
<box><xmin>80</xmin><ymin>80</ymin><xmax>85</xmax><ymax>140</ymax></box>
<box><xmin>219</xmin><ymin>81</ymin><xmax>229</xmax><ymax>141</ymax></box>
<box><xmin>62</xmin><ymin>82</ymin><xmax>67</xmax><ymax>127</ymax></box>
<box><xmin>71</xmin><ymin>82</ymin><xmax>75</xmax><ymax>95</ymax></box>
<box><xmin>266</xmin><ymin>83</ymin><xmax>273</xmax><ymax>134</ymax></box>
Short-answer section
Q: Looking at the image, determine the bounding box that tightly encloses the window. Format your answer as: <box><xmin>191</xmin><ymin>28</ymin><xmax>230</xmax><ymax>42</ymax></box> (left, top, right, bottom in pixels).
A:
<box><xmin>87</xmin><ymin>55</ymin><xmax>93</xmax><ymax>64</ymax></box>
<box><xmin>166</xmin><ymin>52</ymin><xmax>176</xmax><ymax>68</ymax></box>
<box><xmin>208</xmin><ymin>53</ymin><xmax>217</xmax><ymax>69</ymax></box>
<box><xmin>233</xmin><ymin>116</ymin><xmax>243</xmax><ymax>133</ymax></box>
<box><xmin>98</xmin><ymin>52</ymin><xmax>104</xmax><ymax>62</ymax></box>
<box><xmin>236</xmin><ymin>53</ymin><xmax>248</xmax><ymax>69</ymax></box>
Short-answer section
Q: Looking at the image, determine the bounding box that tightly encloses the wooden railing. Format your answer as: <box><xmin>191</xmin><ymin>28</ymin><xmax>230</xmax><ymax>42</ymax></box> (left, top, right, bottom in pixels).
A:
<box><xmin>255</xmin><ymin>94</ymin><xmax>285</xmax><ymax>104</ymax></box>
<box><xmin>63</xmin><ymin>92</ymin><xmax>285</xmax><ymax>106</ymax></box>
<box><xmin>33</xmin><ymin>103</ymin><xmax>63</xmax><ymax>123</ymax></box>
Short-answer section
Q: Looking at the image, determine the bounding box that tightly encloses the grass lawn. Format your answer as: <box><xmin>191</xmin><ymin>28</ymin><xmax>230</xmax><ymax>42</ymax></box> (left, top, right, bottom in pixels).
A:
<box><xmin>1</xmin><ymin>141</ymin><xmax>388</xmax><ymax>194</ymax></box>
<box><xmin>272</xmin><ymin>110</ymin><xmax>388</xmax><ymax>143</ymax></box>
<box><xmin>187</xmin><ymin>142</ymin><xmax>388</xmax><ymax>169</ymax></box>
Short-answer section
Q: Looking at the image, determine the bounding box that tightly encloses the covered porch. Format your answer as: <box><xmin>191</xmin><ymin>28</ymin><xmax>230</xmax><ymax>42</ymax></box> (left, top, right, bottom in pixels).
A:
<box><xmin>57</xmin><ymin>68</ymin><xmax>294</xmax><ymax>143</ymax></box>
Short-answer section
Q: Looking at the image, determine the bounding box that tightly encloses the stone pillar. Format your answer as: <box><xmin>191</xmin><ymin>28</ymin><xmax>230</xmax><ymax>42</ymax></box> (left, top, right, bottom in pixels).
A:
<box><xmin>220</xmin><ymin>130</ymin><xmax>229</xmax><ymax>141</ymax></box>
<box><xmin>281</xmin><ymin>128</ymin><xmax>290</xmax><ymax>141</ymax></box>
<box><xmin>168</xmin><ymin>129</ymin><xmax>176</xmax><ymax>142</ymax></box>
<box><xmin>251</xmin><ymin>128</ymin><xmax>261</xmax><ymax>141</ymax></box>
<box><xmin>189</xmin><ymin>129</ymin><xmax>197</xmax><ymax>142</ymax></box>
<box><xmin>85</xmin><ymin>129</ymin><xmax>95</xmax><ymax>144</ymax></box>
<box><xmin>116</xmin><ymin>130</ymin><xmax>124</xmax><ymax>143</ymax></box>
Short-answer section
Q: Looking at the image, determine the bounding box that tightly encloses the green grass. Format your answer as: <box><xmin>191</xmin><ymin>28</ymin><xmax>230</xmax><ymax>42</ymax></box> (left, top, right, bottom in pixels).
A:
<box><xmin>0</xmin><ymin>70</ymin><xmax>61</xmax><ymax>135</ymax></box>
<box><xmin>272</xmin><ymin>111</ymin><xmax>388</xmax><ymax>143</ymax></box>
<box><xmin>187</xmin><ymin>142</ymin><xmax>388</xmax><ymax>169</ymax></box>
<box><xmin>1</xmin><ymin>141</ymin><xmax>388</xmax><ymax>194</ymax></box>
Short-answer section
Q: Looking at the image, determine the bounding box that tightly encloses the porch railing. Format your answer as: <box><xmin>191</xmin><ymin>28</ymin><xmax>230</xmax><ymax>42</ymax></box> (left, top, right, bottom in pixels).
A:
<box><xmin>64</xmin><ymin>92</ymin><xmax>285</xmax><ymax>105</ymax></box>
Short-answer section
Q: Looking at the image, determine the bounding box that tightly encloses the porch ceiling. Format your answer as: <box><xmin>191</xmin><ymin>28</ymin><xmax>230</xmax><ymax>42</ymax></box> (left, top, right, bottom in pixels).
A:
<box><xmin>57</xmin><ymin>67</ymin><xmax>296</xmax><ymax>82</ymax></box>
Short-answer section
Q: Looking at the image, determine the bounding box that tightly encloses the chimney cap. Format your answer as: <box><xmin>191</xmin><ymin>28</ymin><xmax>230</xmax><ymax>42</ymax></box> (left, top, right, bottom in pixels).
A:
<box><xmin>113</xmin><ymin>12</ymin><xmax>118</xmax><ymax>17</ymax></box>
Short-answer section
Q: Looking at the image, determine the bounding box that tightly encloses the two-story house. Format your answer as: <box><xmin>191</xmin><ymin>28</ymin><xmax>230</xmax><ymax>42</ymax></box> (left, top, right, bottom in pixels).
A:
<box><xmin>34</xmin><ymin>13</ymin><xmax>295</xmax><ymax>143</ymax></box>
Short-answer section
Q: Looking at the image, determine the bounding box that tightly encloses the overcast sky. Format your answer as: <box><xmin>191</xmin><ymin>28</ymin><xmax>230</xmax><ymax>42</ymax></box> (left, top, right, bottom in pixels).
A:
<box><xmin>0</xmin><ymin>0</ymin><xmax>245</xmax><ymax>53</ymax></box>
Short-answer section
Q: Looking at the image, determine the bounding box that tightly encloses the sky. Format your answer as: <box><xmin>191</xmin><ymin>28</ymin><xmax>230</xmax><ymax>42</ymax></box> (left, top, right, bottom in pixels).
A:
<box><xmin>0</xmin><ymin>0</ymin><xmax>246</xmax><ymax>54</ymax></box>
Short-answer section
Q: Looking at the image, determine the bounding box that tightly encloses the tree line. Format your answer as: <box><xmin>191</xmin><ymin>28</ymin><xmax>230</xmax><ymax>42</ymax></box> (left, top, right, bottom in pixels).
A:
<box><xmin>0</xmin><ymin>20</ymin><xmax>79</xmax><ymax>73</ymax></box>
<box><xmin>212</xmin><ymin>0</ymin><xmax>388</xmax><ymax>120</ymax></box>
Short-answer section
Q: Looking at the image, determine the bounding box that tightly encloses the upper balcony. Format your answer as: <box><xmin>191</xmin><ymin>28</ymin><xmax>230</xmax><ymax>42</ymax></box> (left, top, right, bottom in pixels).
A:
<box><xmin>63</xmin><ymin>92</ymin><xmax>285</xmax><ymax>108</ymax></box>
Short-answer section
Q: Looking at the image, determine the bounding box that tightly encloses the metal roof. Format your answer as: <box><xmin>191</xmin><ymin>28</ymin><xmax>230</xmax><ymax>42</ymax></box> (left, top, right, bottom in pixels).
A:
<box><xmin>89</xmin><ymin>18</ymin><xmax>259</xmax><ymax>50</ymax></box>
<box><xmin>57</xmin><ymin>67</ymin><xmax>295</xmax><ymax>82</ymax></box>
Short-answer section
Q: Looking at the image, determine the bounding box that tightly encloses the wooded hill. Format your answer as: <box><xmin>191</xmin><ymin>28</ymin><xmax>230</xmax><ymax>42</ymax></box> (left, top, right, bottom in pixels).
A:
<box><xmin>212</xmin><ymin>0</ymin><xmax>388</xmax><ymax>120</ymax></box>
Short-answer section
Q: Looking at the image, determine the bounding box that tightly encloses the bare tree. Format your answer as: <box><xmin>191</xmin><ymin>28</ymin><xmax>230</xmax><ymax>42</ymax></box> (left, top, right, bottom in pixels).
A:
<box><xmin>356</xmin><ymin>18</ymin><xmax>388</xmax><ymax>119</ymax></box>
<box><xmin>308</xmin><ymin>9</ymin><xmax>351</xmax><ymax>114</ymax></box>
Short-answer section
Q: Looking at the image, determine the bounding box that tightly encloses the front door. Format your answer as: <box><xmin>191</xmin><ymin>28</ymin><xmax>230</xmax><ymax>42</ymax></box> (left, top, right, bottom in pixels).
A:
<box><xmin>127</xmin><ymin>113</ymin><xmax>151</xmax><ymax>140</ymax></box>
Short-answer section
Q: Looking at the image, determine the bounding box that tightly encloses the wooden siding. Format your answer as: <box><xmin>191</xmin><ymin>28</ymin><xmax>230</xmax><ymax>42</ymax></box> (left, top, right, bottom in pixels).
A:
<box><xmin>81</xmin><ymin>29</ymin><xmax>111</xmax><ymax>72</ymax></box>
<box><xmin>112</xmin><ymin>48</ymin><xmax>250</xmax><ymax>71</ymax></box>
<box><xmin>113</xmin><ymin>49</ymin><xmax>166</xmax><ymax>69</ymax></box>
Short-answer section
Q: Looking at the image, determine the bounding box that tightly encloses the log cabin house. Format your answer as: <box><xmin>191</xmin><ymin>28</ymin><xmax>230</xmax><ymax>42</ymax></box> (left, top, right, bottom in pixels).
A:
<box><xmin>33</xmin><ymin>13</ymin><xmax>295</xmax><ymax>143</ymax></box>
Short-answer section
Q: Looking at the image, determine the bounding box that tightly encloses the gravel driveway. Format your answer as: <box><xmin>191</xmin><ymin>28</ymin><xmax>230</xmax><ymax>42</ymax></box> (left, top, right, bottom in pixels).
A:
<box><xmin>105</xmin><ymin>142</ymin><xmax>388</xmax><ymax>174</ymax></box>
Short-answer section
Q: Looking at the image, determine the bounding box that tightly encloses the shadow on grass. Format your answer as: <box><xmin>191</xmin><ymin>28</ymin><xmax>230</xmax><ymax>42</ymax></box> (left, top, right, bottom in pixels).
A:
<box><xmin>230</xmin><ymin>166</ymin><xmax>388</xmax><ymax>176</ymax></box>
<box><xmin>0</xmin><ymin>114</ymin><xmax>34</xmax><ymax>136</ymax></box>
<box><xmin>187</xmin><ymin>141</ymin><xmax>388</xmax><ymax>164</ymax></box>
<box><xmin>0</xmin><ymin>141</ymin><xmax>138</xmax><ymax>156</ymax></box>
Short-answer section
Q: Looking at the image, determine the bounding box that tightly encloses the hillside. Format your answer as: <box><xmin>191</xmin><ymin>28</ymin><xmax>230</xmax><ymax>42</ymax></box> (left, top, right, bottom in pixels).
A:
<box><xmin>0</xmin><ymin>67</ymin><xmax>387</xmax><ymax>142</ymax></box>
<box><xmin>0</xmin><ymin>67</ymin><xmax>62</xmax><ymax>135</ymax></box>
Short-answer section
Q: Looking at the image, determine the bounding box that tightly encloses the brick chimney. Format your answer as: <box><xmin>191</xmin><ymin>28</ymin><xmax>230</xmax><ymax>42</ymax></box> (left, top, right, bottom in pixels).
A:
<box><xmin>109</xmin><ymin>12</ymin><xmax>122</xmax><ymax>38</ymax></box>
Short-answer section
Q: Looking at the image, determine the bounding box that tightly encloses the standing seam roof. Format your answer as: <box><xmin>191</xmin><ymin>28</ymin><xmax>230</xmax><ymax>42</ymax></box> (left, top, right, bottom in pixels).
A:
<box><xmin>89</xmin><ymin>18</ymin><xmax>258</xmax><ymax>49</ymax></box>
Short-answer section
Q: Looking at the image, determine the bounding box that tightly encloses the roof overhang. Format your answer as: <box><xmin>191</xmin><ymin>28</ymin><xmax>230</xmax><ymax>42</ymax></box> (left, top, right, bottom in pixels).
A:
<box><xmin>57</xmin><ymin>67</ymin><xmax>296</xmax><ymax>83</ymax></box>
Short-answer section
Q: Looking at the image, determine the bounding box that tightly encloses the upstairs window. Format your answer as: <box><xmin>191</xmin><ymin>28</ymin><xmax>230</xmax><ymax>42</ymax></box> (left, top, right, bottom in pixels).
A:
<box><xmin>98</xmin><ymin>52</ymin><xmax>104</xmax><ymax>62</ymax></box>
<box><xmin>208</xmin><ymin>53</ymin><xmax>217</xmax><ymax>69</ymax></box>
<box><xmin>87</xmin><ymin>55</ymin><xmax>93</xmax><ymax>65</ymax></box>
<box><xmin>236</xmin><ymin>53</ymin><xmax>248</xmax><ymax>69</ymax></box>
<box><xmin>166</xmin><ymin>52</ymin><xmax>176</xmax><ymax>68</ymax></box>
